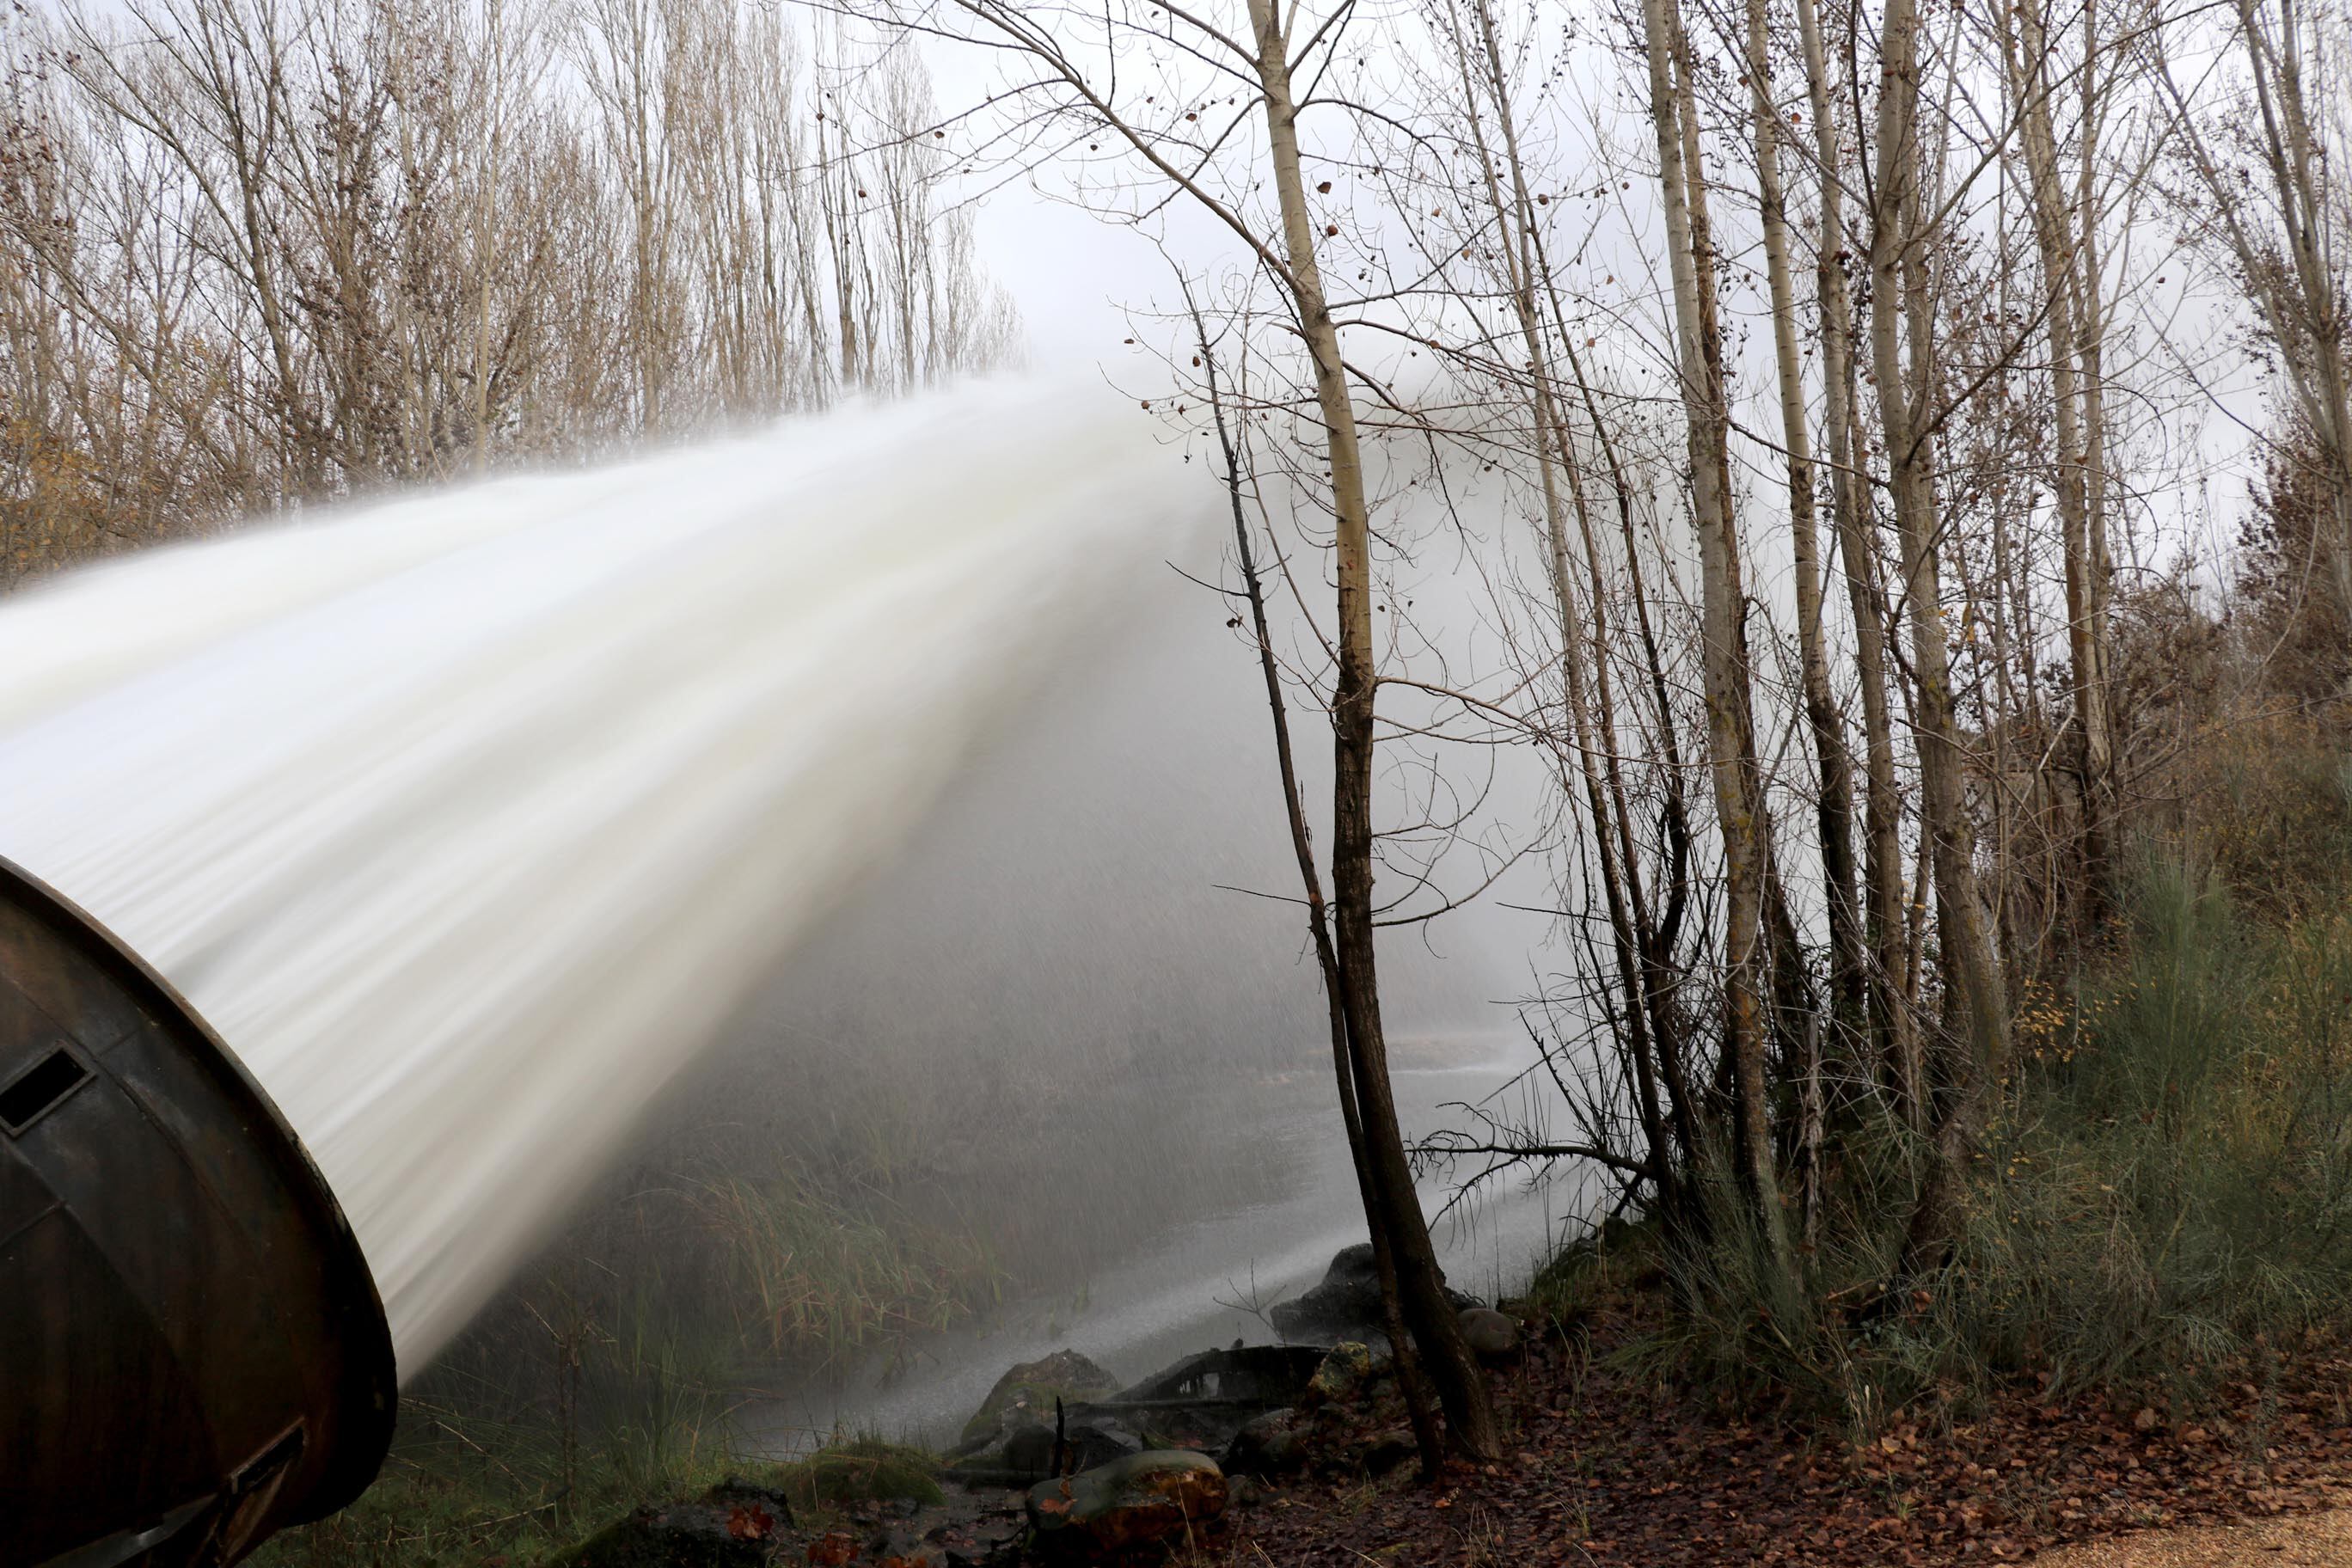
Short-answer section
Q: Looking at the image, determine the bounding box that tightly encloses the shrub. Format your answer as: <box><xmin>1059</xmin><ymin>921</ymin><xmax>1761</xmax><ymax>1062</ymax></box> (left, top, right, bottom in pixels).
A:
<box><xmin>1626</xmin><ymin>839</ymin><xmax>2352</xmax><ymax>1431</ymax></box>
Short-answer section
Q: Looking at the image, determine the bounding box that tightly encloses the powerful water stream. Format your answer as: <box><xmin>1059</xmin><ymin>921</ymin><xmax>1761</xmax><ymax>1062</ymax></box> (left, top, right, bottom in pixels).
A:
<box><xmin>0</xmin><ymin>379</ymin><xmax>1197</xmax><ymax>1376</ymax></box>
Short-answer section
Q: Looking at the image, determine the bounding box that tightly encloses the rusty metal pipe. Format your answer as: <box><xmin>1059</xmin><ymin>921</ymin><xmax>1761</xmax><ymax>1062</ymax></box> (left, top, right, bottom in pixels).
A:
<box><xmin>0</xmin><ymin>856</ymin><xmax>395</xmax><ymax>1567</ymax></box>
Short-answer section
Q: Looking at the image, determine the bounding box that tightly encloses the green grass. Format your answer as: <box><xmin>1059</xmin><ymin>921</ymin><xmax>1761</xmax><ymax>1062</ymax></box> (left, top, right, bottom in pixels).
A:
<box><xmin>1955</xmin><ymin>852</ymin><xmax>2352</xmax><ymax>1396</ymax></box>
<box><xmin>767</xmin><ymin>1436</ymin><xmax>944</xmax><ymax>1511</ymax></box>
<box><xmin>250</xmin><ymin>1392</ymin><xmax>742</xmax><ymax>1568</ymax></box>
<box><xmin>257</xmin><ymin>1413</ymin><xmax>951</xmax><ymax>1568</ymax></box>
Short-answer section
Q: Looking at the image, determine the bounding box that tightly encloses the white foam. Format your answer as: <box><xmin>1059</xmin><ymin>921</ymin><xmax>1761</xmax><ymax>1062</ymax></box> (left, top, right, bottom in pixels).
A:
<box><xmin>0</xmin><ymin>378</ymin><xmax>1196</xmax><ymax>1374</ymax></box>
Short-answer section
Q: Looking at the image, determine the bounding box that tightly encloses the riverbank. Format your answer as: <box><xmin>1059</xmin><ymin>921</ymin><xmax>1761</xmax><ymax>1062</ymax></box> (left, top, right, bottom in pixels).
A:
<box><xmin>1217</xmin><ymin>1265</ymin><xmax>2352</xmax><ymax>1566</ymax></box>
<box><xmin>248</xmin><ymin>1039</ymin><xmax>1565</xmax><ymax>1567</ymax></box>
<box><xmin>314</xmin><ymin>1255</ymin><xmax>2352</xmax><ymax>1568</ymax></box>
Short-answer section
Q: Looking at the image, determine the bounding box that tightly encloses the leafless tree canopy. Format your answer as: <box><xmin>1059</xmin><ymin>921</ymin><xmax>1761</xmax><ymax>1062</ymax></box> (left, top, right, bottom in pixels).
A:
<box><xmin>0</xmin><ymin>0</ymin><xmax>1019</xmax><ymax>581</ymax></box>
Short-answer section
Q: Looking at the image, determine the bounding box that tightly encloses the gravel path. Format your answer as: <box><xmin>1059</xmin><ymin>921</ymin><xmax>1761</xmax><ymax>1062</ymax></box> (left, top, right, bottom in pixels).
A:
<box><xmin>2034</xmin><ymin>1510</ymin><xmax>2352</xmax><ymax>1565</ymax></box>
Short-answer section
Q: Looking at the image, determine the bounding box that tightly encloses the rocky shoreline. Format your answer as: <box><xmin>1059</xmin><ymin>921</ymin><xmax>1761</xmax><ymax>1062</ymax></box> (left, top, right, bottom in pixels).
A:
<box><xmin>550</xmin><ymin>1243</ymin><xmax>1521</xmax><ymax>1566</ymax></box>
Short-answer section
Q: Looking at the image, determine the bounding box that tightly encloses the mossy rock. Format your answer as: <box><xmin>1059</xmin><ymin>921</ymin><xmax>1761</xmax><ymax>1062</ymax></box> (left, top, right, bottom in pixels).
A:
<box><xmin>956</xmin><ymin>1348</ymin><xmax>1120</xmax><ymax>1449</ymax></box>
<box><xmin>767</xmin><ymin>1438</ymin><xmax>942</xmax><ymax>1510</ymax></box>
<box><xmin>1026</xmin><ymin>1450</ymin><xmax>1228</xmax><ymax>1553</ymax></box>
<box><xmin>543</xmin><ymin>1478</ymin><xmax>793</xmax><ymax>1568</ymax></box>
<box><xmin>1307</xmin><ymin>1341</ymin><xmax>1375</xmax><ymax>1402</ymax></box>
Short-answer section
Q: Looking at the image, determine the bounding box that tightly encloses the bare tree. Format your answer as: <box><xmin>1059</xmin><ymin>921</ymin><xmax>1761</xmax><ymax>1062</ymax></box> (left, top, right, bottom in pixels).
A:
<box><xmin>2162</xmin><ymin>0</ymin><xmax>2352</xmax><ymax>683</ymax></box>
<box><xmin>0</xmin><ymin>0</ymin><xmax>1014</xmax><ymax>575</ymax></box>
<box><xmin>1864</xmin><ymin>0</ymin><xmax>2012</xmax><ymax>1271</ymax></box>
<box><xmin>1638</xmin><ymin>0</ymin><xmax>1788</xmax><ymax>1258</ymax></box>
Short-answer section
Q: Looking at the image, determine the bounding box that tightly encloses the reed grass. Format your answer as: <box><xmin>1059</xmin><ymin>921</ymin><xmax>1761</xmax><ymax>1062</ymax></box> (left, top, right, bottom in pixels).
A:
<box><xmin>254</xmin><ymin>1163</ymin><xmax>1001</xmax><ymax>1567</ymax></box>
<box><xmin>250</xmin><ymin>1387</ymin><xmax>741</xmax><ymax>1568</ymax></box>
<box><xmin>692</xmin><ymin>1167</ymin><xmax>1007</xmax><ymax>1363</ymax></box>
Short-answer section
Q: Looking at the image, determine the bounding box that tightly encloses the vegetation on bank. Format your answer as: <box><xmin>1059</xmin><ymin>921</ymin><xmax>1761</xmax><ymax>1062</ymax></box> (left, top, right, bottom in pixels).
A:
<box><xmin>251</xmin><ymin>1384</ymin><xmax>742</xmax><ymax>1568</ymax></box>
<box><xmin>1528</xmin><ymin>722</ymin><xmax>2352</xmax><ymax>1438</ymax></box>
<box><xmin>252</xmin><ymin>1152</ymin><xmax>995</xmax><ymax>1568</ymax></box>
<box><xmin>256</xmin><ymin>1422</ymin><xmax>946</xmax><ymax>1568</ymax></box>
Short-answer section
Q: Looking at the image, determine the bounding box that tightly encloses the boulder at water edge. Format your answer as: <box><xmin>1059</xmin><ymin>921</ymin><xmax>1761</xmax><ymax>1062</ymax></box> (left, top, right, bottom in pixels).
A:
<box><xmin>1221</xmin><ymin>1407</ymin><xmax>1308</xmax><ymax>1477</ymax></box>
<box><xmin>1457</xmin><ymin>1305</ymin><xmax>1521</xmax><ymax>1358</ymax></box>
<box><xmin>1025</xmin><ymin>1450</ymin><xmax>1228</xmax><ymax>1554</ymax></box>
<box><xmin>549</xmin><ymin>1480</ymin><xmax>793</xmax><ymax>1568</ymax></box>
<box><xmin>953</xmin><ymin>1348</ymin><xmax>1122</xmax><ymax>1455</ymax></box>
<box><xmin>991</xmin><ymin>1412</ymin><xmax>1146</xmax><ymax>1480</ymax></box>
<box><xmin>1267</xmin><ymin>1243</ymin><xmax>1481</xmax><ymax>1342</ymax></box>
<box><xmin>1306</xmin><ymin>1341</ymin><xmax>1375</xmax><ymax>1402</ymax></box>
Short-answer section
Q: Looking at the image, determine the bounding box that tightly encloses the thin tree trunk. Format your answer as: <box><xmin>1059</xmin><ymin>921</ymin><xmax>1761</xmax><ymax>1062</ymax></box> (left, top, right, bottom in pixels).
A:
<box><xmin>1794</xmin><ymin>0</ymin><xmax>1914</xmax><ymax>1124</ymax></box>
<box><xmin>1868</xmin><ymin>0</ymin><xmax>2012</xmax><ymax>1270</ymax></box>
<box><xmin>1744</xmin><ymin>0</ymin><xmax>1862</xmax><ymax>1175</ymax></box>
<box><xmin>1194</xmin><ymin>316</ymin><xmax>1446</xmax><ymax>1477</ymax></box>
<box><xmin>1640</xmin><ymin>0</ymin><xmax>1787</xmax><ymax>1259</ymax></box>
<box><xmin>2001</xmin><ymin>0</ymin><xmax>2114</xmax><ymax>923</ymax></box>
<box><xmin>1244</xmin><ymin>0</ymin><xmax>1501</xmax><ymax>1459</ymax></box>
<box><xmin>1453</xmin><ymin>0</ymin><xmax>1679</xmax><ymax>1209</ymax></box>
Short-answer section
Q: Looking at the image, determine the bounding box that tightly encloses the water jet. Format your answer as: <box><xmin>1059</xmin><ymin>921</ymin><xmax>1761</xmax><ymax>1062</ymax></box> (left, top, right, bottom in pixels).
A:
<box><xmin>0</xmin><ymin>380</ymin><xmax>1191</xmax><ymax>1559</ymax></box>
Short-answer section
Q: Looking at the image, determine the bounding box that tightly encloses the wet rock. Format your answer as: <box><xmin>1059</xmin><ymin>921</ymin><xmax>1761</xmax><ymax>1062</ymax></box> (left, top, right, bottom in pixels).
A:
<box><xmin>558</xmin><ymin>1473</ymin><xmax>1046</xmax><ymax>1568</ymax></box>
<box><xmin>1063</xmin><ymin>1415</ymin><xmax>1146</xmax><ymax>1471</ymax></box>
<box><xmin>1109</xmin><ymin>1344</ymin><xmax>1324</xmax><ymax>1406</ymax></box>
<box><xmin>1268</xmin><ymin>1243</ymin><xmax>1479</xmax><ymax>1342</ymax></box>
<box><xmin>774</xmin><ymin>1440</ymin><xmax>944</xmax><ymax>1511</ymax></box>
<box><xmin>1307</xmin><ymin>1341</ymin><xmax>1375</xmax><ymax>1403</ymax></box>
<box><xmin>864</xmin><ymin>1522</ymin><xmax>940</xmax><ymax>1565</ymax></box>
<box><xmin>957</xmin><ymin>1341</ymin><xmax>1327</xmax><ymax>1485</ymax></box>
<box><xmin>1000</xmin><ymin>1415</ymin><xmax>1058</xmax><ymax>1478</ymax></box>
<box><xmin>1457</xmin><ymin>1305</ymin><xmax>1521</xmax><ymax>1358</ymax></box>
<box><xmin>958</xmin><ymin>1408</ymin><xmax>1144</xmax><ymax>1483</ymax></box>
<box><xmin>551</xmin><ymin>1491</ymin><xmax>783</xmax><ymax>1568</ymax></box>
<box><xmin>1026</xmin><ymin>1450</ymin><xmax>1228</xmax><ymax>1554</ymax></box>
<box><xmin>923</xmin><ymin>1498</ymin><xmax>1029</xmax><ymax>1568</ymax></box>
<box><xmin>707</xmin><ymin>1478</ymin><xmax>795</xmax><ymax>1521</ymax></box>
<box><xmin>1362</xmin><ymin>1429</ymin><xmax>1418</xmax><ymax>1476</ymax></box>
<box><xmin>953</xmin><ymin>1349</ymin><xmax>1121</xmax><ymax>1455</ymax></box>
<box><xmin>1075</xmin><ymin>1344</ymin><xmax>1323</xmax><ymax>1457</ymax></box>
<box><xmin>1222</xmin><ymin>1406</ymin><xmax>1308</xmax><ymax>1477</ymax></box>
<box><xmin>940</xmin><ymin>1525</ymin><xmax>1025</xmax><ymax>1568</ymax></box>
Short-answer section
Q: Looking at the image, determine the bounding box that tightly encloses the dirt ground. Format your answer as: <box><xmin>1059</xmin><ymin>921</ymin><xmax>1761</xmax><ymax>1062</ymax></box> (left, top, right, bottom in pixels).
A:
<box><xmin>1216</xmin><ymin>1289</ymin><xmax>2352</xmax><ymax>1567</ymax></box>
<box><xmin>2032</xmin><ymin>1510</ymin><xmax>2352</xmax><ymax>1566</ymax></box>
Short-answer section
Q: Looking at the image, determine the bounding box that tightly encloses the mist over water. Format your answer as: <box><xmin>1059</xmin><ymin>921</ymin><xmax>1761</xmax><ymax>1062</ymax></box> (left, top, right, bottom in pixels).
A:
<box><xmin>0</xmin><ymin>378</ymin><xmax>1199</xmax><ymax>1375</ymax></box>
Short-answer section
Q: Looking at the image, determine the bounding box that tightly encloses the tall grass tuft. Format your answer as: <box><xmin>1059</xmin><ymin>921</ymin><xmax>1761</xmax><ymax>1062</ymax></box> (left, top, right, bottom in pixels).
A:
<box><xmin>1965</xmin><ymin>854</ymin><xmax>2352</xmax><ymax>1399</ymax></box>
<box><xmin>695</xmin><ymin>1167</ymin><xmax>1006</xmax><ymax>1364</ymax></box>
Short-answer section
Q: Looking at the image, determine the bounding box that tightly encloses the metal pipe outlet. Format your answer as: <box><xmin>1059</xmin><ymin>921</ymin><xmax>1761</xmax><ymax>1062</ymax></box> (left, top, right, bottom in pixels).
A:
<box><xmin>0</xmin><ymin>856</ymin><xmax>395</xmax><ymax>1567</ymax></box>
